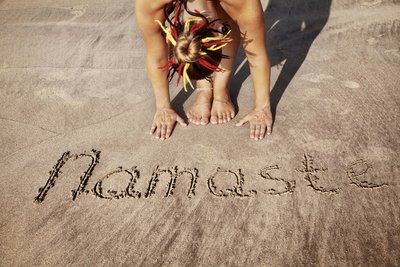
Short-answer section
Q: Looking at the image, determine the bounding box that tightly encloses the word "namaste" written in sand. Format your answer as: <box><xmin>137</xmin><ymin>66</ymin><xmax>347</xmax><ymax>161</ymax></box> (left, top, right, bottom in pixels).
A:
<box><xmin>34</xmin><ymin>149</ymin><xmax>389</xmax><ymax>203</ymax></box>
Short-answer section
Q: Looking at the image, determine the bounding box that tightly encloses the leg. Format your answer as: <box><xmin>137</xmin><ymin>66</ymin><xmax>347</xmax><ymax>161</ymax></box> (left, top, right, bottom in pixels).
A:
<box><xmin>186</xmin><ymin>78</ymin><xmax>213</xmax><ymax>125</ymax></box>
<box><xmin>210</xmin><ymin>1</ymin><xmax>241</xmax><ymax>124</ymax></box>
<box><xmin>220</xmin><ymin>0</ymin><xmax>273</xmax><ymax>140</ymax></box>
<box><xmin>184</xmin><ymin>0</ymin><xmax>218</xmax><ymax>126</ymax></box>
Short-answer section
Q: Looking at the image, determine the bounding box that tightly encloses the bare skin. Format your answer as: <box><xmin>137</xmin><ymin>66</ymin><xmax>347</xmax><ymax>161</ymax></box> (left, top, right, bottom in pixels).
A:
<box><xmin>135</xmin><ymin>0</ymin><xmax>187</xmax><ymax>140</ymax></box>
<box><xmin>185</xmin><ymin>0</ymin><xmax>238</xmax><ymax>126</ymax></box>
<box><xmin>135</xmin><ymin>0</ymin><xmax>273</xmax><ymax>140</ymax></box>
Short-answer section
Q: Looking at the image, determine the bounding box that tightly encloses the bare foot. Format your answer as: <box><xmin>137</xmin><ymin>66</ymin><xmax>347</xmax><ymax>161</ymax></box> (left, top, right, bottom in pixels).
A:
<box><xmin>186</xmin><ymin>90</ymin><xmax>213</xmax><ymax>125</ymax></box>
<box><xmin>210</xmin><ymin>95</ymin><xmax>235</xmax><ymax>124</ymax></box>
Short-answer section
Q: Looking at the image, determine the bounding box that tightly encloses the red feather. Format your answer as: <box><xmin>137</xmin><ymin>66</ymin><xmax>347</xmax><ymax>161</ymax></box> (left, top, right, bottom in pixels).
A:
<box><xmin>176</xmin><ymin>63</ymin><xmax>184</xmax><ymax>86</ymax></box>
<box><xmin>198</xmin><ymin>59</ymin><xmax>222</xmax><ymax>72</ymax></box>
<box><xmin>159</xmin><ymin>59</ymin><xmax>174</xmax><ymax>71</ymax></box>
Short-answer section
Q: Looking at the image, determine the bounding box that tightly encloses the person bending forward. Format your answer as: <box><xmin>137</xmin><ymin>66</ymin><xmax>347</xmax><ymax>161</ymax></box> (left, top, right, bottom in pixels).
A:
<box><xmin>135</xmin><ymin>0</ymin><xmax>273</xmax><ymax>140</ymax></box>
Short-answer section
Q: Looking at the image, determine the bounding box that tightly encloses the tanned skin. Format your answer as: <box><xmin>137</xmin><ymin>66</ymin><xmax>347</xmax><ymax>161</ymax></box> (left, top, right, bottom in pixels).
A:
<box><xmin>135</xmin><ymin>0</ymin><xmax>272</xmax><ymax>140</ymax></box>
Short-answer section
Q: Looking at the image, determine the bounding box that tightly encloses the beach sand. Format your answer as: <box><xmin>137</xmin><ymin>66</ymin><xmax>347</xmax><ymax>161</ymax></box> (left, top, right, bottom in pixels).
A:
<box><xmin>0</xmin><ymin>0</ymin><xmax>399</xmax><ymax>266</ymax></box>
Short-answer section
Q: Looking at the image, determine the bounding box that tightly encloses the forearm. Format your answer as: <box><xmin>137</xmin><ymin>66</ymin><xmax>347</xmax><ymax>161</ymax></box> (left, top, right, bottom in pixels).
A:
<box><xmin>248</xmin><ymin>53</ymin><xmax>271</xmax><ymax>110</ymax></box>
<box><xmin>135</xmin><ymin>3</ymin><xmax>171</xmax><ymax>109</ymax></box>
<box><xmin>146</xmin><ymin>49</ymin><xmax>171</xmax><ymax>109</ymax></box>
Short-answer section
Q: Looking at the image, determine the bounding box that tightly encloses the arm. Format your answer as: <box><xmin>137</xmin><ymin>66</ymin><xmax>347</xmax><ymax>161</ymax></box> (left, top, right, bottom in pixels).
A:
<box><xmin>135</xmin><ymin>0</ymin><xmax>186</xmax><ymax>139</ymax></box>
<box><xmin>220</xmin><ymin>0</ymin><xmax>273</xmax><ymax>139</ymax></box>
<box><xmin>135</xmin><ymin>0</ymin><xmax>171</xmax><ymax>109</ymax></box>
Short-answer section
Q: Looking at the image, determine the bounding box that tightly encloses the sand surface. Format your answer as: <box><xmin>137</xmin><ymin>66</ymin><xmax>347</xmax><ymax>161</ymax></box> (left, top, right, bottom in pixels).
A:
<box><xmin>0</xmin><ymin>0</ymin><xmax>399</xmax><ymax>266</ymax></box>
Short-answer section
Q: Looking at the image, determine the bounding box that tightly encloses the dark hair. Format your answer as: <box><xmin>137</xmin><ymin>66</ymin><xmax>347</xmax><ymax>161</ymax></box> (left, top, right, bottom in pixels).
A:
<box><xmin>170</xmin><ymin>28</ymin><xmax>223</xmax><ymax>81</ymax></box>
<box><xmin>163</xmin><ymin>0</ymin><xmax>231</xmax><ymax>83</ymax></box>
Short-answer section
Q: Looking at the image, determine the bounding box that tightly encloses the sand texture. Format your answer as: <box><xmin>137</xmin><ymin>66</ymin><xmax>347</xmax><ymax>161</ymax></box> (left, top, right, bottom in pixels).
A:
<box><xmin>0</xmin><ymin>0</ymin><xmax>399</xmax><ymax>266</ymax></box>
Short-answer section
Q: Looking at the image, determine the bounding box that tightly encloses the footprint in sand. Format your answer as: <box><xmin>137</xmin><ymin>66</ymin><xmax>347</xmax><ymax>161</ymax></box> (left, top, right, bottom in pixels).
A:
<box><xmin>384</xmin><ymin>49</ymin><xmax>400</xmax><ymax>58</ymax></box>
<box><xmin>300</xmin><ymin>73</ymin><xmax>335</xmax><ymax>83</ymax></box>
<box><xmin>342</xmin><ymin>80</ymin><xmax>360</xmax><ymax>89</ymax></box>
<box><xmin>62</xmin><ymin>5</ymin><xmax>88</xmax><ymax>21</ymax></box>
<box><xmin>361</xmin><ymin>0</ymin><xmax>382</xmax><ymax>7</ymax></box>
<box><xmin>367</xmin><ymin>37</ymin><xmax>378</xmax><ymax>46</ymax></box>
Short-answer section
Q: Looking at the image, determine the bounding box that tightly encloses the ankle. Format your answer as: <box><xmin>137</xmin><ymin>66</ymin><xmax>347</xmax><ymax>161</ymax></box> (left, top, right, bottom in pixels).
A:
<box><xmin>213</xmin><ymin>86</ymin><xmax>230</xmax><ymax>99</ymax></box>
<box><xmin>197</xmin><ymin>89</ymin><xmax>213</xmax><ymax>97</ymax></box>
<box><xmin>213</xmin><ymin>92</ymin><xmax>231</xmax><ymax>102</ymax></box>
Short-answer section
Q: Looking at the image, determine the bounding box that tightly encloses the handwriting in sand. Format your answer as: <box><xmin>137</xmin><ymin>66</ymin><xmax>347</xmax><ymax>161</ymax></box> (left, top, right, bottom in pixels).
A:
<box><xmin>34</xmin><ymin>149</ymin><xmax>389</xmax><ymax>203</ymax></box>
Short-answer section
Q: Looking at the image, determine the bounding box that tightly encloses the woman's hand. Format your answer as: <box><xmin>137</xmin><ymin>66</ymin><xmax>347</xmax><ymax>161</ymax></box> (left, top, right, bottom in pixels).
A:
<box><xmin>235</xmin><ymin>107</ymin><xmax>273</xmax><ymax>140</ymax></box>
<box><xmin>150</xmin><ymin>107</ymin><xmax>187</xmax><ymax>140</ymax></box>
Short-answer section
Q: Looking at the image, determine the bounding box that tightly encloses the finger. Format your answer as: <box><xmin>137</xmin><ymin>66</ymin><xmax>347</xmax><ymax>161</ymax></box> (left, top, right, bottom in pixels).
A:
<box><xmin>160</xmin><ymin>124</ymin><xmax>167</xmax><ymax>140</ymax></box>
<box><xmin>150</xmin><ymin>122</ymin><xmax>157</xmax><ymax>134</ymax></box>
<box><xmin>176</xmin><ymin>115</ymin><xmax>187</xmax><ymax>126</ymax></box>
<box><xmin>155</xmin><ymin>123</ymin><xmax>161</xmax><ymax>139</ymax></box>
<box><xmin>166</xmin><ymin>124</ymin><xmax>173</xmax><ymax>139</ymax></box>
<box><xmin>236</xmin><ymin>117</ymin><xmax>248</xmax><ymax>127</ymax></box>
<box><xmin>164</xmin><ymin>124</ymin><xmax>169</xmax><ymax>139</ymax></box>
<box><xmin>186</xmin><ymin>111</ymin><xmax>192</xmax><ymax>122</ymax></box>
<box><xmin>250</xmin><ymin>124</ymin><xmax>256</xmax><ymax>139</ymax></box>
<box><xmin>230</xmin><ymin>111</ymin><xmax>235</xmax><ymax>119</ymax></box>
<box><xmin>227</xmin><ymin>113</ymin><xmax>232</xmax><ymax>122</ymax></box>
<box><xmin>222</xmin><ymin>113</ymin><xmax>227</xmax><ymax>123</ymax></box>
<box><xmin>254</xmin><ymin>125</ymin><xmax>261</xmax><ymax>140</ymax></box>
<box><xmin>259</xmin><ymin>125</ymin><xmax>266</xmax><ymax>139</ymax></box>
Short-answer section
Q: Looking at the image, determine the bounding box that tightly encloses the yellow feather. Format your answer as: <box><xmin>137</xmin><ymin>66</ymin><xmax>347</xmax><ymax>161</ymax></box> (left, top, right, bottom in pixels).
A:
<box><xmin>184</xmin><ymin>17</ymin><xmax>203</xmax><ymax>33</ymax></box>
<box><xmin>201</xmin><ymin>30</ymin><xmax>232</xmax><ymax>43</ymax></box>
<box><xmin>183</xmin><ymin>63</ymin><xmax>195</xmax><ymax>91</ymax></box>
<box><xmin>208</xmin><ymin>43</ymin><xmax>229</xmax><ymax>51</ymax></box>
<box><xmin>155</xmin><ymin>20</ymin><xmax>176</xmax><ymax>46</ymax></box>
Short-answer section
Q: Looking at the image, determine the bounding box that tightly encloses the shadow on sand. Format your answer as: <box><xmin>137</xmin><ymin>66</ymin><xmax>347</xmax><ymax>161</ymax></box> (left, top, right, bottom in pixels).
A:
<box><xmin>172</xmin><ymin>0</ymin><xmax>332</xmax><ymax>119</ymax></box>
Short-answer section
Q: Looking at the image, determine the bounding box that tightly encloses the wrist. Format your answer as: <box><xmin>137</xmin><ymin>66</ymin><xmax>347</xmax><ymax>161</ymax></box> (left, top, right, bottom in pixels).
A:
<box><xmin>254</xmin><ymin>99</ymin><xmax>271</xmax><ymax>111</ymax></box>
<box><xmin>156</xmin><ymin>102</ymin><xmax>172</xmax><ymax>109</ymax></box>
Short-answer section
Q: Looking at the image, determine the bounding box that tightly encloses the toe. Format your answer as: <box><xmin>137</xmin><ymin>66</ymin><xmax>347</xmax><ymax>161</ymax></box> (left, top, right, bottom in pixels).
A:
<box><xmin>201</xmin><ymin>114</ymin><xmax>210</xmax><ymax>125</ymax></box>
<box><xmin>210</xmin><ymin>114</ymin><xmax>218</xmax><ymax>124</ymax></box>
<box><xmin>218</xmin><ymin>113</ymin><xmax>223</xmax><ymax>124</ymax></box>
<box><xmin>187</xmin><ymin>111</ymin><xmax>192</xmax><ymax>122</ymax></box>
<box><xmin>222</xmin><ymin>113</ymin><xmax>227</xmax><ymax>123</ymax></box>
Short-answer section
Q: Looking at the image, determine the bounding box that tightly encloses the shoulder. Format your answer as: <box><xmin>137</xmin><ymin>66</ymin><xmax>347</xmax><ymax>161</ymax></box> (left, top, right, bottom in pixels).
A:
<box><xmin>135</xmin><ymin>0</ymin><xmax>174</xmax><ymax>35</ymax></box>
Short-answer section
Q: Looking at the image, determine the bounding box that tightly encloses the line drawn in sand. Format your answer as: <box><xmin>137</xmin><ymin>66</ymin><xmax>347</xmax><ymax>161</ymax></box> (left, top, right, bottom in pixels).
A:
<box><xmin>34</xmin><ymin>149</ymin><xmax>100</xmax><ymax>203</ymax></box>
<box><xmin>93</xmin><ymin>166</ymin><xmax>141</xmax><ymax>200</ymax></box>
<box><xmin>347</xmin><ymin>159</ymin><xmax>389</xmax><ymax>189</ymax></box>
<box><xmin>296</xmin><ymin>154</ymin><xmax>341</xmax><ymax>194</ymax></box>
<box><xmin>34</xmin><ymin>150</ymin><xmax>391</xmax><ymax>203</ymax></box>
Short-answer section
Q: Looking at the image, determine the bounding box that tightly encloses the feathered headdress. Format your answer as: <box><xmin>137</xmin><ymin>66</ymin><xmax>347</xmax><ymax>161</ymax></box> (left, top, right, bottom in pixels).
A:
<box><xmin>155</xmin><ymin>0</ymin><xmax>233</xmax><ymax>92</ymax></box>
